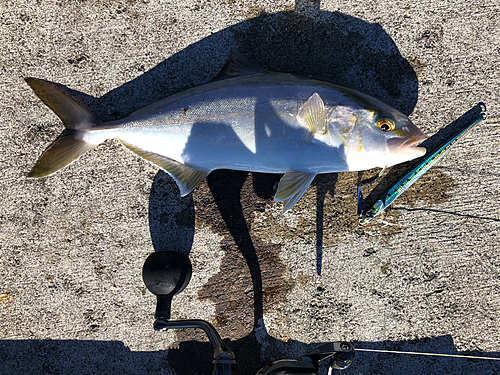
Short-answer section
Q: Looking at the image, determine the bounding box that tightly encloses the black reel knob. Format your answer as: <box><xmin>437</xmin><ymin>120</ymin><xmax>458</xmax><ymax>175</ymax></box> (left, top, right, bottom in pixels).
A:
<box><xmin>142</xmin><ymin>251</ymin><xmax>192</xmax><ymax>321</ymax></box>
<box><xmin>142</xmin><ymin>251</ymin><xmax>235</xmax><ymax>374</ymax></box>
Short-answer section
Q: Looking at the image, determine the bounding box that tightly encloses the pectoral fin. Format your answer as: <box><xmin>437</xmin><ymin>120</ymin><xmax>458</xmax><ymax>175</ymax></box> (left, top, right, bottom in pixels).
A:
<box><xmin>121</xmin><ymin>142</ymin><xmax>209</xmax><ymax>196</ymax></box>
<box><xmin>274</xmin><ymin>171</ymin><xmax>316</xmax><ymax>214</ymax></box>
<box><xmin>297</xmin><ymin>93</ymin><xmax>327</xmax><ymax>137</ymax></box>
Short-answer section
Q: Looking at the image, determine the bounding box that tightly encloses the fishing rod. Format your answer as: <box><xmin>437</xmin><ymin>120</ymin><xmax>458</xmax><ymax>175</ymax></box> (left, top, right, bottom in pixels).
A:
<box><xmin>257</xmin><ymin>344</ymin><xmax>500</xmax><ymax>375</ymax></box>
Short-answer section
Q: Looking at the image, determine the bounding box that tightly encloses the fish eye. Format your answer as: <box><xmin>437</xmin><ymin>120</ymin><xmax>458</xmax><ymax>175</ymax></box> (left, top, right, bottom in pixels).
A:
<box><xmin>376</xmin><ymin>117</ymin><xmax>396</xmax><ymax>132</ymax></box>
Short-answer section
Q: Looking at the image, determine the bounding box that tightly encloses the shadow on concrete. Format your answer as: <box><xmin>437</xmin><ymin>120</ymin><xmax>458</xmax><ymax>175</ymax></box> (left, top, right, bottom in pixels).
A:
<box><xmin>89</xmin><ymin>1</ymin><xmax>418</xmax><ymax>121</ymax></box>
<box><xmin>1</xmin><ymin>335</ymin><xmax>499</xmax><ymax>375</ymax></box>
<box><xmin>148</xmin><ymin>171</ymin><xmax>196</xmax><ymax>255</ymax></box>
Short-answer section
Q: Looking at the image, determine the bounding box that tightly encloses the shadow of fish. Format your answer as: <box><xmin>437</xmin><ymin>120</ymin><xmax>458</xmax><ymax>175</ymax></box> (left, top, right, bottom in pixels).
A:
<box><xmin>26</xmin><ymin>52</ymin><xmax>426</xmax><ymax>213</ymax></box>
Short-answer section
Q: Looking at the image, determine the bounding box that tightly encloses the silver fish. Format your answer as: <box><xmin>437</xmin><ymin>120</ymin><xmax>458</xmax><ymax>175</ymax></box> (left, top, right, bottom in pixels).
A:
<box><xmin>26</xmin><ymin>53</ymin><xmax>426</xmax><ymax>213</ymax></box>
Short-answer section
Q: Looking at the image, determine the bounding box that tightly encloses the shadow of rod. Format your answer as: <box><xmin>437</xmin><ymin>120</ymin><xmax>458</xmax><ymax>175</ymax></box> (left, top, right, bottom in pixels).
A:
<box><xmin>316</xmin><ymin>189</ymin><xmax>324</xmax><ymax>276</ymax></box>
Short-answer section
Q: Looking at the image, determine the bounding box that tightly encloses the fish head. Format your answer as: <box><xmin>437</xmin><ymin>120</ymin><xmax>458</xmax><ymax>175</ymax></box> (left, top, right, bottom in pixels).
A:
<box><xmin>380</xmin><ymin>112</ymin><xmax>427</xmax><ymax>166</ymax></box>
<box><xmin>339</xmin><ymin>106</ymin><xmax>427</xmax><ymax>170</ymax></box>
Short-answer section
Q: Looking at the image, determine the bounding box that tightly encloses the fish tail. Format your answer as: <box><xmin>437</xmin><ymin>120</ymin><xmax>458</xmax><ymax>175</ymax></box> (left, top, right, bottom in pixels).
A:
<box><xmin>25</xmin><ymin>77</ymin><xmax>101</xmax><ymax>178</ymax></box>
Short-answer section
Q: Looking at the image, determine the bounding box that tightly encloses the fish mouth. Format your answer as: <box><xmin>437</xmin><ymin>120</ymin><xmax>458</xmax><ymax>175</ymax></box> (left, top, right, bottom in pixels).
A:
<box><xmin>400</xmin><ymin>135</ymin><xmax>427</xmax><ymax>155</ymax></box>
<box><xmin>387</xmin><ymin>134</ymin><xmax>427</xmax><ymax>154</ymax></box>
<box><xmin>386</xmin><ymin>134</ymin><xmax>427</xmax><ymax>164</ymax></box>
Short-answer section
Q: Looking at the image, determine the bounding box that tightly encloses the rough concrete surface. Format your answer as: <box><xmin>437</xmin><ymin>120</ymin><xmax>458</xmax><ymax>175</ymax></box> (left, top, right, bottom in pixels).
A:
<box><xmin>1</xmin><ymin>0</ymin><xmax>500</xmax><ymax>374</ymax></box>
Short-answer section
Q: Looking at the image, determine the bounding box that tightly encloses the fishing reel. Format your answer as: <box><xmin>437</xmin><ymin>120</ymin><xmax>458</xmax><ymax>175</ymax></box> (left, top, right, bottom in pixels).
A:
<box><xmin>142</xmin><ymin>251</ymin><xmax>355</xmax><ymax>375</ymax></box>
<box><xmin>255</xmin><ymin>341</ymin><xmax>355</xmax><ymax>375</ymax></box>
<box><xmin>142</xmin><ymin>251</ymin><xmax>235</xmax><ymax>375</ymax></box>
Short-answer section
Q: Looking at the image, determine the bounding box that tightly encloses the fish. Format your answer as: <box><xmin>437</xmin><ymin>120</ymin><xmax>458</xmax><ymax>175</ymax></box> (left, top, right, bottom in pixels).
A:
<box><xmin>358</xmin><ymin>104</ymin><xmax>488</xmax><ymax>224</ymax></box>
<box><xmin>26</xmin><ymin>52</ymin><xmax>427</xmax><ymax>213</ymax></box>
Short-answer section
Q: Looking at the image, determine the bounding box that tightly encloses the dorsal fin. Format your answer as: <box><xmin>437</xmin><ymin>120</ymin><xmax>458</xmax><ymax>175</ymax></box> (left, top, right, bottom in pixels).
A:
<box><xmin>213</xmin><ymin>50</ymin><xmax>265</xmax><ymax>80</ymax></box>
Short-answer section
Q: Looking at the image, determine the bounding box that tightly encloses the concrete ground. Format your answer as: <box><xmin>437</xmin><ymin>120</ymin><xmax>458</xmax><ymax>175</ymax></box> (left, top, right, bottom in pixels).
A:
<box><xmin>1</xmin><ymin>0</ymin><xmax>500</xmax><ymax>374</ymax></box>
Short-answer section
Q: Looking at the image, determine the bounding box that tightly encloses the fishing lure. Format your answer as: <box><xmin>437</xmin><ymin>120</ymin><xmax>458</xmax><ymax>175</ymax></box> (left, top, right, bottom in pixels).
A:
<box><xmin>358</xmin><ymin>104</ymin><xmax>488</xmax><ymax>225</ymax></box>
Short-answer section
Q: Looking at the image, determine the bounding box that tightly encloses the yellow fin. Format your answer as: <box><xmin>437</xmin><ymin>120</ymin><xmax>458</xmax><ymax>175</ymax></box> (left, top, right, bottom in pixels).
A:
<box><xmin>297</xmin><ymin>93</ymin><xmax>327</xmax><ymax>136</ymax></box>
<box><xmin>28</xmin><ymin>130</ymin><xmax>95</xmax><ymax>177</ymax></box>
<box><xmin>25</xmin><ymin>77</ymin><xmax>99</xmax><ymax>130</ymax></box>
<box><xmin>121</xmin><ymin>141</ymin><xmax>209</xmax><ymax>196</ymax></box>
<box><xmin>25</xmin><ymin>77</ymin><xmax>102</xmax><ymax>177</ymax></box>
<box><xmin>274</xmin><ymin>171</ymin><xmax>316</xmax><ymax>214</ymax></box>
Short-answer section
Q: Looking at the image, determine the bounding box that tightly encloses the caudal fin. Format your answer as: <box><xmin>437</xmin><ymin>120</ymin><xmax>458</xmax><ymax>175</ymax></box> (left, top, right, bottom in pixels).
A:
<box><xmin>25</xmin><ymin>78</ymin><xmax>101</xmax><ymax>177</ymax></box>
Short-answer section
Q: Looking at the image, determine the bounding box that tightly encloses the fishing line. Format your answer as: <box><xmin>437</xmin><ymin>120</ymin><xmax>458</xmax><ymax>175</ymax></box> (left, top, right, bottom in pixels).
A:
<box><xmin>395</xmin><ymin>207</ymin><xmax>500</xmax><ymax>222</ymax></box>
<box><xmin>356</xmin><ymin>348</ymin><xmax>500</xmax><ymax>361</ymax></box>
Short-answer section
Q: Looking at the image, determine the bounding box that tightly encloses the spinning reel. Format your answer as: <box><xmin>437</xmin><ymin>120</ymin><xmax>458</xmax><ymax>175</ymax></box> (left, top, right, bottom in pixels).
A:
<box><xmin>142</xmin><ymin>251</ymin><xmax>355</xmax><ymax>375</ymax></box>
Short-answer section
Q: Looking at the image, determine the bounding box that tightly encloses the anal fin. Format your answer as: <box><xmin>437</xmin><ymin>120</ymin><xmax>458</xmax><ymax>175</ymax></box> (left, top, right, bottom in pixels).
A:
<box><xmin>274</xmin><ymin>171</ymin><xmax>316</xmax><ymax>214</ymax></box>
<box><xmin>121</xmin><ymin>141</ymin><xmax>209</xmax><ymax>196</ymax></box>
